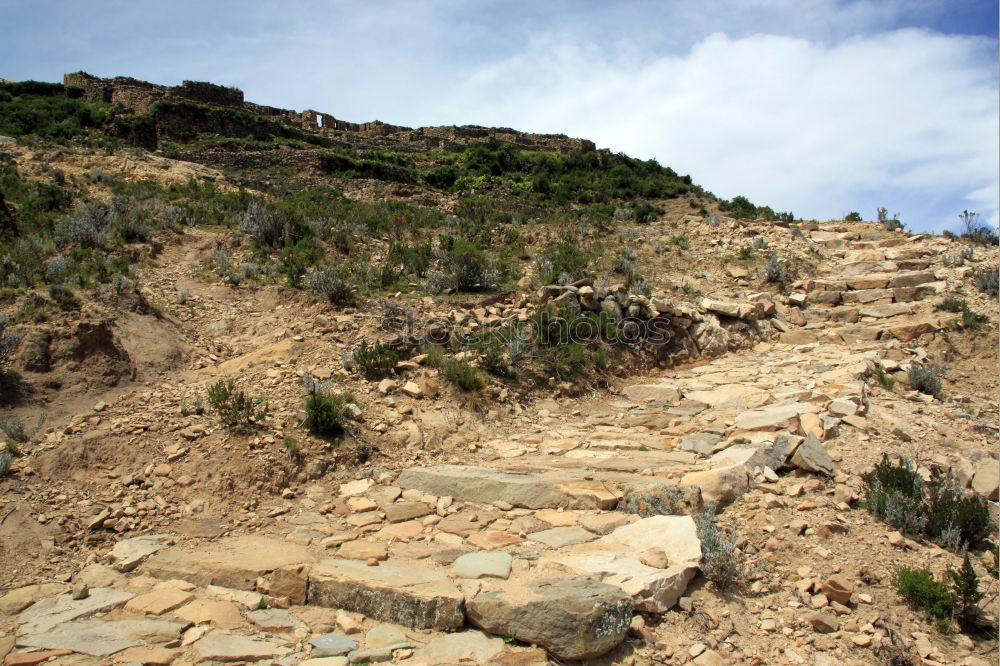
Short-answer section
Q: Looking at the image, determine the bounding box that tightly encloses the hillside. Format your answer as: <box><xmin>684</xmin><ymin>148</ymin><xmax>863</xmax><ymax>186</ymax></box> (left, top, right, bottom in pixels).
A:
<box><xmin>0</xmin><ymin>73</ymin><xmax>997</xmax><ymax>666</ymax></box>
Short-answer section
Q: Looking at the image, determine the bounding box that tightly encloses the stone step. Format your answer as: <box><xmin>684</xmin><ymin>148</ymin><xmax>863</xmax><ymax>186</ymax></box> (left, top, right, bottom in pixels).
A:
<box><xmin>307</xmin><ymin>558</ymin><xmax>465</xmax><ymax>630</ymax></box>
<box><xmin>397</xmin><ymin>465</ymin><xmax>620</xmax><ymax>510</ymax></box>
<box><xmin>140</xmin><ymin>535</ymin><xmax>318</xmax><ymax>590</ymax></box>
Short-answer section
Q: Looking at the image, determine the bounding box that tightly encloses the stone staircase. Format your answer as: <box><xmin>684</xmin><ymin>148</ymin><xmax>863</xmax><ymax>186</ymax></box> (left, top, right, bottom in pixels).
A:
<box><xmin>3</xmin><ymin>225</ymin><xmax>993</xmax><ymax>665</ymax></box>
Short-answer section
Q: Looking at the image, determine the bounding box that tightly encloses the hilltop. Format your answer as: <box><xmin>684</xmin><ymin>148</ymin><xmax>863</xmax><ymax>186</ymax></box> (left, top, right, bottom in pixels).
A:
<box><xmin>0</xmin><ymin>73</ymin><xmax>997</xmax><ymax>666</ymax></box>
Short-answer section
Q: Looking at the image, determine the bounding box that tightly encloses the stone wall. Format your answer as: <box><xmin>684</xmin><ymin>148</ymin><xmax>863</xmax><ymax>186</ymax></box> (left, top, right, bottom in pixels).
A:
<box><xmin>63</xmin><ymin>72</ymin><xmax>595</xmax><ymax>154</ymax></box>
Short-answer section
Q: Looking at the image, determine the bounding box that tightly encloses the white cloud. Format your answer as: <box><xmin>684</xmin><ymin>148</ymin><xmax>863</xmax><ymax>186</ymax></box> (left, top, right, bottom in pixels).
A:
<box><xmin>419</xmin><ymin>28</ymin><xmax>997</xmax><ymax>232</ymax></box>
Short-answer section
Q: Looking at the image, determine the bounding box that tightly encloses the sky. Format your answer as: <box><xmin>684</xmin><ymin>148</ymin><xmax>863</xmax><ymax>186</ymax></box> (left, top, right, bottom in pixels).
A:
<box><xmin>2</xmin><ymin>0</ymin><xmax>998</xmax><ymax>233</ymax></box>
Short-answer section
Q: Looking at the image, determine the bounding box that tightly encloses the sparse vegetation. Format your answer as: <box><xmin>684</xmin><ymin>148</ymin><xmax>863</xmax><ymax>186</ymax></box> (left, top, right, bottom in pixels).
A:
<box><xmin>871</xmin><ymin>362</ymin><xmax>896</xmax><ymax>391</ymax></box>
<box><xmin>863</xmin><ymin>454</ymin><xmax>990</xmax><ymax>551</ymax></box>
<box><xmin>958</xmin><ymin>210</ymin><xmax>998</xmax><ymax>246</ymax></box>
<box><xmin>302</xmin><ymin>372</ymin><xmax>356</xmax><ymax>439</ymax></box>
<box><xmin>695</xmin><ymin>504</ymin><xmax>754</xmax><ymax>592</ymax></box>
<box><xmin>206</xmin><ymin>379</ymin><xmax>269</xmax><ymax>431</ymax></box>
<box><xmin>352</xmin><ymin>340</ymin><xmax>398</xmax><ymax>380</ymax></box>
<box><xmin>892</xmin><ymin>566</ymin><xmax>956</xmax><ymax>632</ymax></box>
<box><xmin>908</xmin><ymin>364</ymin><xmax>943</xmax><ymax>399</ymax></box>
<box><xmin>441</xmin><ymin>358</ymin><xmax>487</xmax><ymax>392</ymax></box>
<box><xmin>973</xmin><ymin>269</ymin><xmax>998</xmax><ymax>296</ymax></box>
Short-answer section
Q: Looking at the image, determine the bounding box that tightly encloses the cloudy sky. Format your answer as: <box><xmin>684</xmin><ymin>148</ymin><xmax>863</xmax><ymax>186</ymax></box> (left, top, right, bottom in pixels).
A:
<box><xmin>3</xmin><ymin>0</ymin><xmax>998</xmax><ymax>233</ymax></box>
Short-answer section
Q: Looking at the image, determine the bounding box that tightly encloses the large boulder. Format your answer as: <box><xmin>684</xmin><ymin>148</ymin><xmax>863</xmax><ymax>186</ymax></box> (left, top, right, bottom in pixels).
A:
<box><xmin>467</xmin><ymin>578</ymin><xmax>632</xmax><ymax>660</ymax></box>
<box><xmin>680</xmin><ymin>464</ymin><xmax>751</xmax><ymax>506</ymax></box>
<box><xmin>543</xmin><ymin>515</ymin><xmax>702</xmax><ymax>612</ymax></box>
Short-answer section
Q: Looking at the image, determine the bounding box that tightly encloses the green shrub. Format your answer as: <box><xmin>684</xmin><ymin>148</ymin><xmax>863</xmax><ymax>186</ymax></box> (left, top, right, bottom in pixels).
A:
<box><xmin>864</xmin><ymin>454</ymin><xmax>990</xmax><ymax>550</ymax></box>
<box><xmin>936</xmin><ymin>296</ymin><xmax>989</xmax><ymax>330</ymax></box>
<box><xmin>206</xmin><ymin>379</ymin><xmax>268</xmax><ymax>430</ymax></box>
<box><xmin>423</xmin><ymin>344</ymin><xmax>445</xmax><ymax>368</ymax></box>
<box><xmin>862</xmin><ymin>454</ymin><xmax>927</xmax><ymax>537</ymax></box>
<box><xmin>871</xmin><ymin>362</ymin><xmax>896</xmax><ymax>391</ymax></box>
<box><xmin>845</xmin><ymin>212</ymin><xmax>862</xmax><ymax>222</ymax></box>
<box><xmin>892</xmin><ymin>566</ymin><xmax>955</xmax><ymax>630</ymax></box>
<box><xmin>442</xmin><ymin>359</ymin><xmax>487</xmax><ymax>392</ymax></box>
<box><xmin>951</xmin><ymin>554</ymin><xmax>983</xmax><ymax>621</ymax></box>
<box><xmin>535</xmin><ymin>241</ymin><xmax>590</xmax><ymax>285</ymax></box>
<box><xmin>923</xmin><ymin>468</ymin><xmax>991</xmax><ymax>550</ymax></box>
<box><xmin>442</xmin><ymin>238</ymin><xmax>494</xmax><ymax>291</ymax></box>
<box><xmin>908</xmin><ymin>364</ymin><xmax>943</xmax><ymax>399</ymax></box>
<box><xmin>973</xmin><ymin>269</ymin><xmax>998</xmax><ymax>296</ymax></box>
<box><xmin>352</xmin><ymin>340</ymin><xmax>397</xmax><ymax>380</ymax></box>
<box><xmin>632</xmin><ymin>201</ymin><xmax>662</xmax><ymax>224</ymax></box>
<box><xmin>936</xmin><ymin>296</ymin><xmax>968</xmax><ymax>313</ymax></box>
<box><xmin>302</xmin><ymin>373</ymin><xmax>355</xmax><ymax>439</ymax></box>
<box><xmin>959</xmin><ymin>309</ymin><xmax>989</xmax><ymax>330</ymax></box>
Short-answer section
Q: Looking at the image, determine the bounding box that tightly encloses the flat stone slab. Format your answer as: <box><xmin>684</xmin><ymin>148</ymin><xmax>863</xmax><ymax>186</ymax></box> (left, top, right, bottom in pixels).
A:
<box><xmin>141</xmin><ymin>535</ymin><xmax>317</xmax><ymax>590</ymax></box>
<box><xmin>452</xmin><ymin>552</ymin><xmax>513</xmax><ymax>579</ymax></box>
<box><xmin>412</xmin><ymin>630</ymin><xmax>505</xmax><ymax>664</ymax></box>
<box><xmin>309</xmin><ymin>633</ymin><xmax>358</xmax><ymax>657</ymax></box>
<box><xmin>17</xmin><ymin>587</ymin><xmax>134</xmax><ymax>635</ymax></box>
<box><xmin>398</xmin><ymin>465</ymin><xmax>616</xmax><ymax>509</ymax></box>
<box><xmin>526</xmin><ymin>526</ymin><xmax>597</xmax><ymax>549</ymax></box>
<box><xmin>110</xmin><ymin>535</ymin><xmax>175</xmax><ymax>572</ymax></box>
<box><xmin>17</xmin><ymin>618</ymin><xmax>184</xmax><ymax>656</ymax></box>
<box><xmin>247</xmin><ymin>608</ymin><xmax>306</xmax><ymax>632</ymax></box>
<box><xmin>194</xmin><ymin>629</ymin><xmax>287</xmax><ymax>662</ymax></box>
<box><xmin>734</xmin><ymin>402</ymin><xmax>810</xmax><ymax>431</ymax></box>
<box><xmin>307</xmin><ymin>558</ymin><xmax>464</xmax><ymax>630</ymax></box>
<box><xmin>383</xmin><ymin>501</ymin><xmax>431</xmax><ymax>523</ymax></box>
<box><xmin>622</xmin><ymin>384</ymin><xmax>681</xmax><ymax>402</ymax></box>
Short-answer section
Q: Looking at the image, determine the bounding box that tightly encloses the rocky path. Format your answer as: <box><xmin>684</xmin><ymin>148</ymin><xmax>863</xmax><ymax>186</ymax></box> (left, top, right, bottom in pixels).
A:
<box><xmin>2</xmin><ymin>224</ymin><xmax>997</xmax><ymax>665</ymax></box>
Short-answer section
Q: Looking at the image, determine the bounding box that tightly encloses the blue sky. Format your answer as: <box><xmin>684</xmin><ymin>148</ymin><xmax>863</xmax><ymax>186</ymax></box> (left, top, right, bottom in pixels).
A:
<box><xmin>2</xmin><ymin>0</ymin><xmax>997</xmax><ymax>233</ymax></box>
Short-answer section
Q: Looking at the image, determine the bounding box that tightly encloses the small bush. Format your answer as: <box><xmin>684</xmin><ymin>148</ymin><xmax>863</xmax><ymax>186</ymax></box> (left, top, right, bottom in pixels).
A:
<box><xmin>442</xmin><ymin>358</ymin><xmax>487</xmax><ymax>392</ymax></box>
<box><xmin>893</xmin><ymin>566</ymin><xmax>955</xmax><ymax>629</ymax></box>
<box><xmin>923</xmin><ymin>468</ymin><xmax>991</xmax><ymax>549</ymax></box>
<box><xmin>352</xmin><ymin>340</ymin><xmax>397</xmax><ymax>380</ymax></box>
<box><xmin>54</xmin><ymin>202</ymin><xmax>109</xmax><ymax>250</ymax></box>
<box><xmin>0</xmin><ymin>441</ymin><xmax>13</xmax><ymax>477</ymax></box>
<box><xmin>958</xmin><ymin>210</ymin><xmax>999</xmax><ymax>246</ymax></box>
<box><xmin>236</xmin><ymin>200</ymin><xmax>285</xmax><ymax>248</ymax></box>
<box><xmin>973</xmin><ymin>269</ymin><xmax>998</xmax><ymax>296</ymax></box>
<box><xmin>951</xmin><ymin>554</ymin><xmax>983</xmax><ymax>628</ymax></box>
<box><xmin>864</xmin><ymin>454</ymin><xmax>990</xmax><ymax>550</ymax></box>
<box><xmin>0</xmin><ymin>413</ymin><xmax>46</xmax><ymax>444</ymax></box>
<box><xmin>936</xmin><ymin>297</ymin><xmax>989</xmax><ymax>329</ymax></box>
<box><xmin>206</xmin><ymin>379</ymin><xmax>268</xmax><ymax>430</ymax></box>
<box><xmin>871</xmin><ymin>362</ymin><xmax>896</xmax><ymax>391</ymax></box>
<box><xmin>47</xmin><ymin>285</ymin><xmax>80</xmax><ymax>311</ymax></box>
<box><xmin>302</xmin><ymin>372</ymin><xmax>355</xmax><ymax>439</ymax></box>
<box><xmin>696</xmin><ymin>504</ymin><xmax>753</xmax><ymax>592</ymax></box>
<box><xmin>309</xmin><ymin>264</ymin><xmax>354</xmax><ymax>304</ymax></box>
<box><xmin>764</xmin><ymin>256</ymin><xmax>788</xmax><ymax>284</ymax></box>
<box><xmin>959</xmin><ymin>309</ymin><xmax>989</xmax><ymax>330</ymax></box>
<box><xmin>908</xmin><ymin>364</ymin><xmax>943</xmax><ymax>399</ymax></box>
<box><xmin>936</xmin><ymin>296</ymin><xmax>967</xmax><ymax>313</ymax></box>
<box><xmin>863</xmin><ymin>454</ymin><xmax>927</xmax><ymax>537</ymax></box>
<box><xmin>423</xmin><ymin>344</ymin><xmax>445</xmax><ymax>368</ymax></box>
<box><xmin>845</xmin><ymin>212</ymin><xmax>862</xmax><ymax>222</ymax></box>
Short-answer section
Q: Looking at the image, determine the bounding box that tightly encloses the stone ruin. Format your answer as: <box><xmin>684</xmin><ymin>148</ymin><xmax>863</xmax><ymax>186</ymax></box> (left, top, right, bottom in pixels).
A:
<box><xmin>63</xmin><ymin>71</ymin><xmax>596</xmax><ymax>153</ymax></box>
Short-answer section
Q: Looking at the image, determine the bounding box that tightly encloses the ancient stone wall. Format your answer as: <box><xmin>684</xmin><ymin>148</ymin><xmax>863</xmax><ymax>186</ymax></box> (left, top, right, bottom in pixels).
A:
<box><xmin>63</xmin><ymin>72</ymin><xmax>596</xmax><ymax>154</ymax></box>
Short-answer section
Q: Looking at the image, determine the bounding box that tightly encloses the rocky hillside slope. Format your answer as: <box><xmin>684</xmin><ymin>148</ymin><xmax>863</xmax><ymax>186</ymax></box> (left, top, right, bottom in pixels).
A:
<box><xmin>0</xmin><ymin>74</ymin><xmax>997</xmax><ymax>666</ymax></box>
